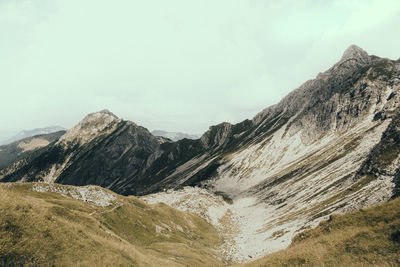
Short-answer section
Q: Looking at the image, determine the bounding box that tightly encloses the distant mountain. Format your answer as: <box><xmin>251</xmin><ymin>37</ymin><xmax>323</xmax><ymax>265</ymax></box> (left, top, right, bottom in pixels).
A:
<box><xmin>0</xmin><ymin>131</ymin><xmax>66</xmax><ymax>170</ymax></box>
<box><xmin>0</xmin><ymin>126</ymin><xmax>66</xmax><ymax>145</ymax></box>
<box><xmin>2</xmin><ymin>45</ymin><xmax>400</xmax><ymax>261</ymax></box>
<box><xmin>151</xmin><ymin>130</ymin><xmax>199</xmax><ymax>141</ymax></box>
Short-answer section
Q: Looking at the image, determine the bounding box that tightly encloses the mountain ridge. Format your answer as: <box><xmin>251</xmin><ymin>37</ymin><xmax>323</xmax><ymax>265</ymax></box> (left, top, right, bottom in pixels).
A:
<box><xmin>0</xmin><ymin>131</ymin><xmax>66</xmax><ymax>171</ymax></box>
<box><xmin>151</xmin><ymin>130</ymin><xmax>199</xmax><ymax>141</ymax></box>
<box><xmin>0</xmin><ymin>126</ymin><xmax>66</xmax><ymax>146</ymax></box>
<box><xmin>1</xmin><ymin>45</ymin><xmax>400</xmax><ymax>261</ymax></box>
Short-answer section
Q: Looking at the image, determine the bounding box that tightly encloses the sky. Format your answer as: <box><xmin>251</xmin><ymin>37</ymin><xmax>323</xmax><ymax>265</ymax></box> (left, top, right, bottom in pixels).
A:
<box><xmin>1</xmin><ymin>0</ymin><xmax>400</xmax><ymax>140</ymax></box>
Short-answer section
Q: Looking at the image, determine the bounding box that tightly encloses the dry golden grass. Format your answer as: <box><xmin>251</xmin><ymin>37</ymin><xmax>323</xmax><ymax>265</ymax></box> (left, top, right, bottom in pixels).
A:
<box><xmin>0</xmin><ymin>183</ymin><xmax>224</xmax><ymax>266</ymax></box>
<box><xmin>2</xmin><ymin>182</ymin><xmax>400</xmax><ymax>266</ymax></box>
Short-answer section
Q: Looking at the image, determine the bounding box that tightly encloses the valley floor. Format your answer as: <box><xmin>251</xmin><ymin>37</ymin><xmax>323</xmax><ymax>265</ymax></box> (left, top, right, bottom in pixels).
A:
<box><xmin>1</xmin><ymin>182</ymin><xmax>399</xmax><ymax>266</ymax></box>
<box><xmin>142</xmin><ymin>186</ymin><xmax>400</xmax><ymax>266</ymax></box>
<box><xmin>141</xmin><ymin>187</ymin><xmax>298</xmax><ymax>262</ymax></box>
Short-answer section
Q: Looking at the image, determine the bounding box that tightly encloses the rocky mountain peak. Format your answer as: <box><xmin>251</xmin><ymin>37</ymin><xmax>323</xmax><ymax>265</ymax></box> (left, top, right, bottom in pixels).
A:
<box><xmin>57</xmin><ymin>110</ymin><xmax>121</xmax><ymax>145</ymax></box>
<box><xmin>98</xmin><ymin>109</ymin><xmax>118</xmax><ymax>119</ymax></box>
<box><xmin>339</xmin><ymin>44</ymin><xmax>371</xmax><ymax>64</ymax></box>
<box><xmin>200</xmin><ymin>122</ymin><xmax>232</xmax><ymax>149</ymax></box>
<box><xmin>253</xmin><ymin>46</ymin><xmax>373</xmax><ymax>129</ymax></box>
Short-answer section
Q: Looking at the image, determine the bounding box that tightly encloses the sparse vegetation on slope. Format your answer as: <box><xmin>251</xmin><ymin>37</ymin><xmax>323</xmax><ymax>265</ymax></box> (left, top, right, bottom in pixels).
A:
<box><xmin>1</xmin><ymin>182</ymin><xmax>400</xmax><ymax>266</ymax></box>
<box><xmin>242</xmin><ymin>197</ymin><xmax>400</xmax><ymax>267</ymax></box>
<box><xmin>0</xmin><ymin>183</ymin><xmax>223</xmax><ymax>266</ymax></box>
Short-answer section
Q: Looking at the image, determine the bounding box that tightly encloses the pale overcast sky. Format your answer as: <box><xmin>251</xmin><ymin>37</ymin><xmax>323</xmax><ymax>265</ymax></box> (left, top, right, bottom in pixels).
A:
<box><xmin>1</xmin><ymin>0</ymin><xmax>400</xmax><ymax>139</ymax></box>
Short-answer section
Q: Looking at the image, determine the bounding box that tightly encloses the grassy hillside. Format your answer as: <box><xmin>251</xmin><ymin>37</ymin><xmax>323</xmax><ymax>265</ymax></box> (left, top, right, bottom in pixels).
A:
<box><xmin>242</xmin><ymin>197</ymin><xmax>400</xmax><ymax>267</ymax></box>
<box><xmin>2</xmin><ymin>182</ymin><xmax>400</xmax><ymax>266</ymax></box>
<box><xmin>0</xmin><ymin>183</ymin><xmax>223</xmax><ymax>266</ymax></box>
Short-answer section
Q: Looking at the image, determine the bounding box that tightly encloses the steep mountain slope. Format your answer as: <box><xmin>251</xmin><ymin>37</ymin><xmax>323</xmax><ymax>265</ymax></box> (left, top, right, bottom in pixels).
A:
<box><xmin>242</xmin><ymin>197</ymin><xmax>400</xmax><ymax>266</ymax></box>
<box><xmin>0</xmin><ymin>110</ymin><xmax>161</xmax><ymax>190</ymax></box>
<box><xmin>151</xmin><ymin>130</ymin><xmax>199</xmax><ymax>141</ymax></box>
<box><xmin>0</xmin><ymin>126</ymin><xmax>66</xmax><ymax>145</ymax></box>
<box><xmin>0</xmin><ymin>109</ymin><xmax>209</xmax><ymax>195</ymax></box>
<box><xmin>0</xmin><ymin>183</ymin><xmax>222</xmax><ymax>266</ymax></box>
<box><xmin>0</xmin><ymin>131</ymin><xmax>66</xmax><ymax>170</ymax></box>
<box><xmin>1</xmin><ymin>45</ymin><xmax>400</xmax><ymax>261</ymax></box>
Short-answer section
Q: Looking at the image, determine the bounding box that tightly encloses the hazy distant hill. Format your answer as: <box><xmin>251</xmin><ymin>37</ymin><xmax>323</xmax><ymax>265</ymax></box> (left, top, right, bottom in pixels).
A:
<box><xmin>0</xmin><ymin>131</ymin><xmax>66</xmax><ymax>170</ymax></box>
<box><xmin>0</xmin><ymin>126</ymin><xmax>66</xmax><ymax>145</ymax></box>
<box><xmin>151</xmin><ymin>130</ymin><xmax>199</xmax><ymax>141</ymax></box>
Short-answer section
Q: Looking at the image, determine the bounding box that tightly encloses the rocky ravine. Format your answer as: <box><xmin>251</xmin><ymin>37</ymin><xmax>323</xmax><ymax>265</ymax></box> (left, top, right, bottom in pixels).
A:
<box><xmin>1</xmin><ymin>45</ymin><xmax>400</xmax><ymax>262</ymax></box>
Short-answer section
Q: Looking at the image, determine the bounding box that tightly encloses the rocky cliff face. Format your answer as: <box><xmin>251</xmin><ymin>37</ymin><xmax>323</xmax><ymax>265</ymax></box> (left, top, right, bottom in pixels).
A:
<box><xmin>1</xmin><ymin>45</ymin><xmax>400</xmax><ymax>261</ymax></box>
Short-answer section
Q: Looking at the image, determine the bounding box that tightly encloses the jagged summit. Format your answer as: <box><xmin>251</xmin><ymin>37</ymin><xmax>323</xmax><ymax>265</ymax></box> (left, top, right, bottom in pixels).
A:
<box><xmin>58</xmin><ymin>109</ymin><xmax>120</xmax><ymax>145</ymax></box>
<box><xmin>97</xmin><ymin>109</ymin><xmax>118</xmax><ymax>119</ymax></box>
<box><xmin>340</xmin><ymin>44</ymin><xmax>371</xmax><ymax>64</ymax></box>
<box><xmin>254</xmin><ymin>45</ymin><xmax>374</xmax><ymax>127</ymax></box>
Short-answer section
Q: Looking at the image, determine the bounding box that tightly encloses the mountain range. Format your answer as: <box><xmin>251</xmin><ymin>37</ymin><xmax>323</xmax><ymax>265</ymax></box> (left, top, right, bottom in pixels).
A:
<box><xmin>151</xmin><ymin>130</ymin><xmax>199</xmax><ymax>142</ymax></box>
<box><xmin>1</xmin><ymin>45</ymin><xmax>400</xmax><ymax>264</ymax></box>
<box><xmin>0</xmin><ymin>130</ymin><xmax>66</xmax><ymax>170</ymax></box>
<box><xmin>0</xmin><ymin>126</ymin><xmax>66</xmax><ymax>145</ymax></box>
